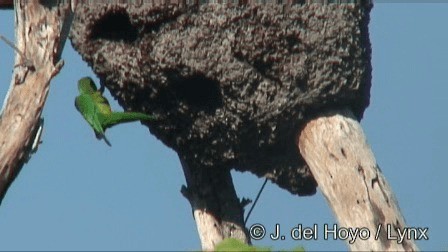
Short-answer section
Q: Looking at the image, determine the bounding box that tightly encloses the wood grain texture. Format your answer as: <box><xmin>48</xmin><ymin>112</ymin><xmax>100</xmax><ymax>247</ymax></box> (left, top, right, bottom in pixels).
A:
<box><xmin>298</xmin><ymin>108</ymin><xmax>418</xmax><ymax>251</ymax></box>
<box><xmin>0</xmin><ymin>0</ymin><xmax>73</xmax><ymax>204</ymax></box>
<box><xmin>180</xmin><ymin>157</ymin><xmax>249</xmax><ymax>251</ymax></box>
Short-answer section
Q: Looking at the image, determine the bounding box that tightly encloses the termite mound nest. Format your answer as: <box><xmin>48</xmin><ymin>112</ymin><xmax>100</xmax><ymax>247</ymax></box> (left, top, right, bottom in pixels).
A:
<box><xmin>70</xmin><ymin>2</ymin><xmax>372</xmax><ymax>196</ymax></box>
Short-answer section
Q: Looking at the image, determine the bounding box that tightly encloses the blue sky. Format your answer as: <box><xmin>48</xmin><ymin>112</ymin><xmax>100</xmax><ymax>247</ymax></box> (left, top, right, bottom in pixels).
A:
<box><xmin>0</xmin><ymin>3</ymin><xmax>446</xmax><ymax>251</ymax></box>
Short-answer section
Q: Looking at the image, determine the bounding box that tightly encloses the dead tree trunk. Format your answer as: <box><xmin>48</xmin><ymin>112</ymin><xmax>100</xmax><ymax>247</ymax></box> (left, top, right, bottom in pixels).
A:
<box><xmin>179</xmin><ymin>157</ymin><xmax>250</xmax><ymax>251</ymax></box>
<box><xmin>297</xmin><ymin>108</ymin><xmax>418</xmax><ymax>251</ymax></box>
<box><xmin>0</xmin><ymin>0</ymin><xmax>73</xmax><ymax>205</ymax></box>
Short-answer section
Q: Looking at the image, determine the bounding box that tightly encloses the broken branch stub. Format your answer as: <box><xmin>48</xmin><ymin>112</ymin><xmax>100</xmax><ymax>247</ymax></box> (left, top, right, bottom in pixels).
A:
<box><xmin>298</xmin><ymin>108</ymin><xmax>418</xmax><ymax>251</ymax></box>
<box><xmin>70</xmin><ymin>2</ymin><xmax>372</xmax><ymax>196</ymax></box>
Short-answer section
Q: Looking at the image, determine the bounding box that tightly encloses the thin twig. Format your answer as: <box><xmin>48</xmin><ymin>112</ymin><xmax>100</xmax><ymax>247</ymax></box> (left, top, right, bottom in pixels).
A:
<box><xmin>0</xmin><ymin>35</ymin><xmax>25</xmax><ymax>58</ymax></box>
<box><xmin>0</xmin><ymin>34</ymin><xmax>33</xmax><ymax>68</ymax></box>
<box><xmin>244</xmin><ymin>178</ymin><xmax>268</xmax><ymax>224</ymax></box>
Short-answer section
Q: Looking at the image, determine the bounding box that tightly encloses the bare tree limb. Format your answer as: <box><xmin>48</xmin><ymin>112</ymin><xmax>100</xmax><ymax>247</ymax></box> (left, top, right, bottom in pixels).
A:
<box><xmin>179</xmin><ymin>156</ymin><xmax>250</xmax><ymax>251</ymax></box>
<box><xmin>0</xmin><ymin>0</ymin><xmax>73</xmax><ymax>205</ymax></box>
<box><xmin>297</xmin><ymin>108</ymin><xmax>418</xmax><ymax>251</ymax></box>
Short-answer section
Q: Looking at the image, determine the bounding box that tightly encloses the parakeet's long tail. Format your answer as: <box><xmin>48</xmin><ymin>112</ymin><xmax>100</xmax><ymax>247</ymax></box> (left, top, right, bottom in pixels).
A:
<box><xmin>95</xmin><ymin>132</ymin><xmax>112</xmax><ymax>146</ymax></box>
<box><xmin>102</xmin><ymin>135</ymin><xmax>112</xmax><ymax>146</ymax></box>
<box><xmin>102</xmin><ymin>112</ymin><xmax>155</xmax><ymax>129</ymax></box>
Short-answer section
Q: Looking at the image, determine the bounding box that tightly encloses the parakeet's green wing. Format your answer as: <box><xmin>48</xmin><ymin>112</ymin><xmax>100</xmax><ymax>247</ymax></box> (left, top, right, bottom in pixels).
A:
<box><xmin>78</xmin><ymin>77</ymin><xmax>113</xmax><ymax>115</ymax></box>
<box><xmin>91</xmin><ymin>92</ymin><xmax>113</xmax><ymax>115</ymax></box>
<box><xmin>75</xmin><ymin>94</ymin><xmax>111</xmax><ymax>146</ymax></box>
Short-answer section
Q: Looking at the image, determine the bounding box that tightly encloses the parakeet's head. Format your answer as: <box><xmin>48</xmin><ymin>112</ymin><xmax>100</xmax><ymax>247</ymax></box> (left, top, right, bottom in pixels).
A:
<box><xmin>78</xmin><ymin>77</ymin><xmax>98</xmax><ymax>94</ymax></box>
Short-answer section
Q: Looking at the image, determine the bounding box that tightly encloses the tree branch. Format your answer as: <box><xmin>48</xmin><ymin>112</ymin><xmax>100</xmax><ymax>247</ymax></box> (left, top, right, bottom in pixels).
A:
<box><xmin>0</xmin><ymin>0</ymin><xmax>73</xmax><ymax>205</ymax></box>
<box><xmin>179</xmin><ymin>156</ymin><xmax>250</xmax><ymax>251</ymax></box>
<box><xmin>297</xmin><ymin>108</ymin><xmax>418</xmax><ymax>251</ymax></box>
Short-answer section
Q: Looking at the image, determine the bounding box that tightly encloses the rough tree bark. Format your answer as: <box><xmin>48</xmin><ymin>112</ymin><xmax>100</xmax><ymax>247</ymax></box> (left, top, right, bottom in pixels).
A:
<box><xmin>297</xmin><ymin>108</ymin><xmax>418</xmax><ymax>251</ymax></box>
<box><xmin>68</xmin><ymin>2</ymin><xmax>376</xmax><ymax>251</ymax></box>
<box><xmin>180</xmin><ymin>157</ymin><xmax>249</xmax><ymax>251</ymax></box>
<box><xmin>64</xmin><ymin>2</ymin><xmax>418</xmax><ymax>251</ymax></box>
<box><xmin>0</xmin><ymin>1</ymin><xmax>74</xmax><ymax>204</ymax></box>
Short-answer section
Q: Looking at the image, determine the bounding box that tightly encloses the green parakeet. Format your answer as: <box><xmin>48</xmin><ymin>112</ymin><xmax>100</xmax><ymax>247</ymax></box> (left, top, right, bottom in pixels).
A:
<box><xmin>75</xmin><ymin>77</ymin><xmax>155</xmax><ymax>146</ymax></box>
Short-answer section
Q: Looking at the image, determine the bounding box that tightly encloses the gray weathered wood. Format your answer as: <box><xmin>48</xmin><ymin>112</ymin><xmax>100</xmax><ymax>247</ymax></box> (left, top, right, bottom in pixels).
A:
<box><xmin>0</xmin><ymin>0</ymin><xmax>73</xmax><ymax>204</ymax></box>
<box><xmin>297</xmin><ymin>108</ymin><xmax>418</xmax><ymax>251</ymax></box>
<box><xmin>179</xmin><ymin>156</ymin><xmax>250</xmax><ymax>251</ymax></box>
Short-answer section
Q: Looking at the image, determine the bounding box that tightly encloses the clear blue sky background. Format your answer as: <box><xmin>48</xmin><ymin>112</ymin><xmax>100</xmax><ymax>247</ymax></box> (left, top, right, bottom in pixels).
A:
<box><xmin>0</xmin><ymin>3</ymin><xmax>446</xmax><ymax>251</ymax></box>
